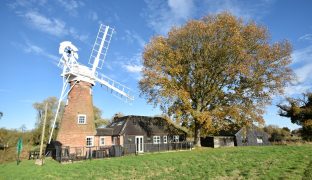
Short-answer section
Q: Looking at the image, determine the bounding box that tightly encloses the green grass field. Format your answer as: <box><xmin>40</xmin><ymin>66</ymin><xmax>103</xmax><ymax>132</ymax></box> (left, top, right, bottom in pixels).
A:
<box><xmin>1</xmin><ymin>145</ymin><xmax>312</xmax><ymax>180</ymax></box>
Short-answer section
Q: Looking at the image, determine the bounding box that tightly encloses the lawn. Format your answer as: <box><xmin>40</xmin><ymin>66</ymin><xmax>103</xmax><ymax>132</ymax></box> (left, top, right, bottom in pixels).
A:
<box><xmin>0</xmin><ymin>145</ymin><xmax>311</xmax><ymax>180</ymax></box>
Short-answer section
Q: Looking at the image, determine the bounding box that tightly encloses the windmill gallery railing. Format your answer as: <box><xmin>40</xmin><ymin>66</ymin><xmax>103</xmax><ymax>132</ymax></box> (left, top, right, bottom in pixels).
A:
<box><xmin>45</xmin><ymin>142</ymin><xmax>193</xmax><ymax>162</ymax></box>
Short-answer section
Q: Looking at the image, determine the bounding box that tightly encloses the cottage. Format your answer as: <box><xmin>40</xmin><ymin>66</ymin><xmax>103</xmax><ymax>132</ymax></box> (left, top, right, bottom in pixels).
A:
<box><xmin>96</xmin><ymin>115</ymin><xmax>189</xmax><ymax>154</ymax></box>
<box><xmin>48</xmin><ymin>115</ymin><xmax>190</xmax><ymax>161</ymax></box>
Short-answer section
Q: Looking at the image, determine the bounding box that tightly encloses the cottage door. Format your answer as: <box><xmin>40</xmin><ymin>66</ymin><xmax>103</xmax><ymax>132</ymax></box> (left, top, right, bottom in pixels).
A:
<box><xmin>135</xmin><ymin>136</ymin><xmax>144</xmax><ymax>153</ymax></box>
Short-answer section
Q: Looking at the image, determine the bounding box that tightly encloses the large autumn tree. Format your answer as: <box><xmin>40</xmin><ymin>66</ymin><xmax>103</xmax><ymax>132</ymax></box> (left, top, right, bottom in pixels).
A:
<box><xmin>277</xmin><ymin>92</ymin><xmax>312</xmax><ymax>140</ymax></box>
<box><xmin>139</xmin><ymin>12</ymin><xmax>293</xmax><ymax>146</ymax></box>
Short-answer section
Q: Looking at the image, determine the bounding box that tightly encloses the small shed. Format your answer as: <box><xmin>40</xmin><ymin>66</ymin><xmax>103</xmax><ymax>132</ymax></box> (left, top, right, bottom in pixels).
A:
<box><xmin>235</xmin><ymin>126</ymin><xmax>270</xmax><ymax>146</ymax></box>
<box><xmin>201</xmin><ymin>136</ymin><xmax>235</xmax><ymax>148</ymax></box>
<box><xmin>201</xmin><ymin>125</ymin><xmax>270</xmax><ymax>148</ymax></box>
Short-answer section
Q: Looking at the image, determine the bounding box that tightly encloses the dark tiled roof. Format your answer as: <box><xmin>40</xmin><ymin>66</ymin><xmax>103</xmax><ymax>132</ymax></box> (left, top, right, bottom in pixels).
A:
<box><xmin>96</xmin><ymin>128</ymin><xmax>114</xmax><ymax>136</ymax></box>
<box><xmin>106</xmin><ymin>118</ymin><xmax>127</xmax><ymax>135</ymax></box>
<box><xmin>235</xmin><ymin>125</ymin><xmax>269</xmax><ymax>137</ymax></box>
<box><xmin>217</xmin><ymin>124</ymin><xmax>266</xmax><ymax>136</ymax></box>
<box><xmin>107</xmin><ymin>115</ymin><xmax>188</xmax><ymax>136</ymax></box>
<box><xmin>234</xmin><ymin>125</ymin><xmax>265</xmax><ymax>136</ymax></box>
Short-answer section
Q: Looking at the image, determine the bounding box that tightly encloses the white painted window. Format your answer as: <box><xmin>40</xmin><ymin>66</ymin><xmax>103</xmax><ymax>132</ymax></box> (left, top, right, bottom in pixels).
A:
<box><xmin>112</xmin><ymin>137</ymin><xmax>117</xmax><ymax>145</ymax></box>
<box><xmin>173</xmin><ymin>135</ymin><xmax>179</xmax><ymax>142</ymax></box>
<box><xmin>78</xmin><ymin>114</ymin><xmax>86</xmax><ymax>124</ymax></box>
<box><xmin>86</xmin><ymin>136</ymin><xmax>94</xmax><ymax>147</ymax></box>
<box><xmin>163</xmin><ymin>136</ymin><xmax>168</xmax><ymax>144</ymax></box>
<box><xmin>99</xmin><ymin>137</ymin><xmax>105</xmax><ymax>146</ymax></box>
<box><xmin>153</xmin><ymin>136</ymin><xmax>160</xmax><ymax>144</ymax></box>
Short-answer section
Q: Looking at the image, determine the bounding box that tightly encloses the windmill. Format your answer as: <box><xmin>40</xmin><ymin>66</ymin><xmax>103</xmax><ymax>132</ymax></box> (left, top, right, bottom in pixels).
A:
<box><xmin>48</xmin><ymin>24</ymin><xmax>133</xmax><ymax>148</ymax></box>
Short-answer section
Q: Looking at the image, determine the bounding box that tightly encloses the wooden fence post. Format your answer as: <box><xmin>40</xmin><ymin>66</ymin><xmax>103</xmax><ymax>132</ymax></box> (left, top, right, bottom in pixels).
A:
<box><xmin>36</xmin><ymin>103</ymin><xmax>48</xmax><ymax>165</ymax></box>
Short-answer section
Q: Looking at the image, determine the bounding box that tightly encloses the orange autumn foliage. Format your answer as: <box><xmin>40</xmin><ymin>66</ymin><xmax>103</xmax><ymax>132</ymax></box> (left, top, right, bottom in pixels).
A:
<box><xmin>140</xmin><ymin>12</ymin><xmax>293</xmax><ymax>146</ymax></box>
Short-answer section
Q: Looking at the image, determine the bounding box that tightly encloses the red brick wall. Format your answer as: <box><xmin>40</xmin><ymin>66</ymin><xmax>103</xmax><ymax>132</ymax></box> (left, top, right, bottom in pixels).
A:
<box><xmin>94</xmin><ymin>136</ymin><xmax>113</xmax><ymax>146</ymax></box>
<box><xmin>57</xmin><ymin>81</ymin><xmax>96</xmax><ymax>148</ymax></box>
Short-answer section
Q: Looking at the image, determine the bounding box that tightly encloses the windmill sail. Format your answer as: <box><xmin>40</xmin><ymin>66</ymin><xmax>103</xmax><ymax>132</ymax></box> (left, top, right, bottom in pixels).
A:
<box><xmin>88</xmin><ymin>24</ymin><xmax>134</xmax><ymax>102</ymax></box>
<box><xmin>89</xmin><ymin>24</ymin><xmax>114</xmax><ymax>74</ymax></box>
<box><xmin>95</xmin><ymin>71</ymin><xmax>134</xmax><ymax>101</ymax></box>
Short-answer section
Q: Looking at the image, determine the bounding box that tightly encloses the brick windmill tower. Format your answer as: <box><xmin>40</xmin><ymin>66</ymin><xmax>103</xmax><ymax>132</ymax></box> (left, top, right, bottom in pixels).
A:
<box><xmin>48</xmin><ymin>24</ymin><xmax>133</xmax><ymax>149</ymax></box>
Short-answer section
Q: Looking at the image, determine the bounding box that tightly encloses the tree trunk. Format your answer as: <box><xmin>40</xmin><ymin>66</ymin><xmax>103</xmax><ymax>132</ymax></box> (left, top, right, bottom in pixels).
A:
<box><xmin>194</xmin><ymin>121</ymin><xmax>202</xmax><ymax>147</ymax></box>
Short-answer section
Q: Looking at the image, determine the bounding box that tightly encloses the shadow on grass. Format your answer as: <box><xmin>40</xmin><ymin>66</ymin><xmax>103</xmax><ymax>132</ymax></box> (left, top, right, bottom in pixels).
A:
<box><xmin>303</xmin><ymin>160</ymin><xmax>312</xmax><ymax>180</ymax></box>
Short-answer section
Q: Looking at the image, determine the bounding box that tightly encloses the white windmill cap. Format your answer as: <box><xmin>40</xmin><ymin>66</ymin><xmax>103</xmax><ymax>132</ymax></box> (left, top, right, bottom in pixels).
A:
<box><xmin>59</xmin><ymin>41</ymin><xmax>79</xmax><ymax>59</ymax></box>
<box><xmin>59</xmin><ymin>41</ymin><xmax>78</xmax><ymax>54</ymax></box>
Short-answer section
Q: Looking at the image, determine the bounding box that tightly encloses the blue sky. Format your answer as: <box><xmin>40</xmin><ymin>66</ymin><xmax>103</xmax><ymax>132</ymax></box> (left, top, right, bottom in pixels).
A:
<box><xmin>0</xmin><ymin>0</ymin><xmax>312</xmax><ymax>130</ymax></box>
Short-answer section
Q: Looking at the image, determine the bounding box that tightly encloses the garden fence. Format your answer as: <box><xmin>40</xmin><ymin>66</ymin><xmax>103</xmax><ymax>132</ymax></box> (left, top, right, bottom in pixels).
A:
<box><xmin>45</xmin><ymin>141</ymin><xmax>193</xmax><ymax>162</ymax></box>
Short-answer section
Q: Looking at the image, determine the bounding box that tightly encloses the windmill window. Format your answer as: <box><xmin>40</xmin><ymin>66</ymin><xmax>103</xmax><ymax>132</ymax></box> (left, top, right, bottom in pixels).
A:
<box><xmin>86</xmin><ymin>136</ymin><xmax>94</xmax><ymax>147</ymax></box>
<box><xmin>78</xmin><ymin>114</ymin><xmax>86</xmax><ymax>124</ymax></box>
<box><xmin>153</xmin><ymin>136</ymin><xmax>160</xmax><ymax>144</ymax></box>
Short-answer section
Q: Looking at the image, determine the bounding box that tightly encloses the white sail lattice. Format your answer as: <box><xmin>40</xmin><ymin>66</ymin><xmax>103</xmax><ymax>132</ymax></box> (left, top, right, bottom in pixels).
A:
<box><xmin>88</xmin><ymin>24</ymin><xmax>114</xmax><ymax>70</ymax></box>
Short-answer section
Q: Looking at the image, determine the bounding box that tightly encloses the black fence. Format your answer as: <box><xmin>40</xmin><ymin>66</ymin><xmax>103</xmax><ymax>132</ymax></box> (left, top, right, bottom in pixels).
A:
<box><xmin>45</xmin><ymin>142</ymin><xmax>193</xmax><ymax>163</ymax></box>
<box><xmin>45</xmin><ymin>145</ymin><xmax>115</xmax><ymax>162</ymax></box>
<box><xmin>123</xmin><ymin>142</ymin><xmax>193</xmax><ymax>154</ymax></box>
<box><xmin>28</xmin><ymin>151</ymin><xmax>41</xmax><ymax>160</ymax></box>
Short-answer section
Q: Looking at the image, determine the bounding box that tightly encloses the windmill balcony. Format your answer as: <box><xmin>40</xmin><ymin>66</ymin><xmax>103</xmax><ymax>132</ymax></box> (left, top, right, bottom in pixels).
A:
<box><xmin>63</xmin><ymin>64</ymin><xmax>96</xmax><ymax>84</ymax></box>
